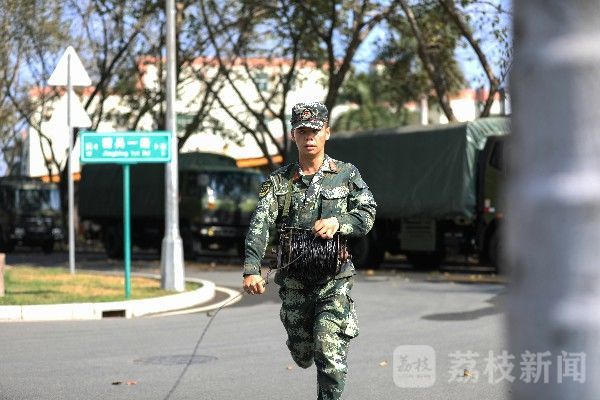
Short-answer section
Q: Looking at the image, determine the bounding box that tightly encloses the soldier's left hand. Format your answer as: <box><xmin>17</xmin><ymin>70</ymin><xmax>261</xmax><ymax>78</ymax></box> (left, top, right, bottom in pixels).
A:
<box><xmin>313</xmin><ymin>217</ymin><xmax>340</xmax><ymax>239</ymax></box>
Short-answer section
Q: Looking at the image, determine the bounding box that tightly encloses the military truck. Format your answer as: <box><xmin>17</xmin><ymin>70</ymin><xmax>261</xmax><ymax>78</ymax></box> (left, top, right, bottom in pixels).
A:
<box><xmin>78</xmin><ymin>152</ymin><xmax>263</xmax><ymax>258</ymax></box>
<box><xmin>324</xmin><ymin>117</ymin><xmax>510</xmax><ymax>270</ymax></box>
<box><xmin>0</xmin><ymin>176</ymin><xmax>64</xmax><ymax>253</ymax></box>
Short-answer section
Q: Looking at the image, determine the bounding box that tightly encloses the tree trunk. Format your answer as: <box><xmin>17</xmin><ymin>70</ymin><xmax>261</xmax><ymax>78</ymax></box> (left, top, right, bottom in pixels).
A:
<box><xmin>507</xmin><ymin>1</ymin><xmax>600</xmax><ymax>399</ymax></box>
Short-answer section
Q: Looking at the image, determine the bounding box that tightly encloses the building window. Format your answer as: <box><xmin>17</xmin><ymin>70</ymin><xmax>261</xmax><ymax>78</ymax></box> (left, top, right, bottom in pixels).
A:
<box><xmin>254</xmin><ymin>72</ymin><xmax>269</xmax><ymax>92</ymax></box>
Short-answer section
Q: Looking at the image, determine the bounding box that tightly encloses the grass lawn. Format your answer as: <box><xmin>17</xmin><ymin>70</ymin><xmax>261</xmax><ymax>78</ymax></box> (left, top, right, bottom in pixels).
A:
<box><xmin>0</xmin><ymin>267</ymin><xmax>200</xmax><ymax>305</ymax></box>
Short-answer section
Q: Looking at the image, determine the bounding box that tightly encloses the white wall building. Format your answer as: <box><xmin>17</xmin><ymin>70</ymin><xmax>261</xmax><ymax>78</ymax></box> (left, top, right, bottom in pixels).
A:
<box><xmin>25</xmin><ymin>57</ymin><xmax>329</xmax><ymax>178</ymax></box>
<box><xmin>24</xmin><ymin>59</ymin><xmax>509</xmax><ymax>179</ymax></box>
<box><xmin>404</xmin><ymin>88</ymin><xmax>510</xmax><ymax>124</ymax></box>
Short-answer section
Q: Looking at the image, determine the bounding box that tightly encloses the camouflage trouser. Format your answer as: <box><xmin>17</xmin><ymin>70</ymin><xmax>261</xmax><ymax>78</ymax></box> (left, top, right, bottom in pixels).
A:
<box><xmin>279</xmin><ymin>277</ymin><xmax>359</xmax><ymax>400</ymax></box>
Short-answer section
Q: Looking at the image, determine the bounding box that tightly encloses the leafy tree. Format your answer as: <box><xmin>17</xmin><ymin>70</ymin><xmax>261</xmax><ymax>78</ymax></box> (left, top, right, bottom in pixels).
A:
<box><xmin>0</xmin><ymin>0</ymin><xmax>68</xmax><ymax>178</ymax></box>
<box><xmin>2</xmin><ymin>0</ymin><xmax>222</xmax><ymax>178</ymax></box>
<box><xmin>88</xmin><ymin>0</ymin><xmax>224</xmax><ymax>150</ymax></box>
<box><xmin>393</xmin><ymin>0</ymin><xmax>466</xmax><ymax>121</ymax></box>
<box><xmin>333</xmin><ymin>71</ymin><xmax>418</xmax><ymax>131</ymax></box>
<box><xmin>1</xmin><ymin>0</ymin><xmax>512</xmax><ymax>178</ymax></box>
<box><xmin>194</xmin><ymin>0</ymin><xmax>400</xmax><ymax>168</ymax></box>
<box><xmin>196</xmin><ymin>0</ymin><xmax>309</xmax><ymax>169</ymax></box>
<box><xmin>390</xmin><ymin>0</ymin><xmax>510</xmax><ymax>121</ymax></box>
<box><xmin>65</xmin><ymin>0</ymin><xmax>164</xmax><ymax>134</ymax></box>
<box><xmin>298</xmin><ymin>1</ymin><xmax>400</xmax><ymax>112</ymax></box>
<box><xmin>437</xmin><ymin>0</ymin><xmax>510</xmax><ymax>117</ymax></box>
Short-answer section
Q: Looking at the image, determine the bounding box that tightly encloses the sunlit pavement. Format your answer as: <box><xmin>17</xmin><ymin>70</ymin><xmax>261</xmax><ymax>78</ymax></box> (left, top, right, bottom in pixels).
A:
<box><xmin>1</xmin><ymin>248</ymin><xmax>508</xmax><ymax>400</ymax></box>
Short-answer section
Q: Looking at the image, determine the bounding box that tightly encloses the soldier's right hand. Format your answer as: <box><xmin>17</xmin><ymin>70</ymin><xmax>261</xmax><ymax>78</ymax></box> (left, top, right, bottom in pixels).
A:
<box><xmin>242</xmin><ymin>274</ymin><xmax>266</xmax><ymax>295</ymax></box>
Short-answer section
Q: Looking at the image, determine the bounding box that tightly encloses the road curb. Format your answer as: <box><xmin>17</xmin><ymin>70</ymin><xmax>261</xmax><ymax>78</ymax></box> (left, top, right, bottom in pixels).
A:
<box><xmin>0</xmin><ymin>274</ymin><xmax>216</xmax><ymax>322</ymax></box>
<box><xmin>148</xmin><ymin>286</ymin><xmax>242</xmax><ymax>317</ymax></box>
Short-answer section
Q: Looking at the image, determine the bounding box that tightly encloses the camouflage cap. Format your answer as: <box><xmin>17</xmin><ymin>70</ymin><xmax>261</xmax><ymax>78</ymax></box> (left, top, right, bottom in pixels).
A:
<box><xmin>290</xmin><ymin>102</ymin><xmax>329</xmax><ymax>130</ymax></box>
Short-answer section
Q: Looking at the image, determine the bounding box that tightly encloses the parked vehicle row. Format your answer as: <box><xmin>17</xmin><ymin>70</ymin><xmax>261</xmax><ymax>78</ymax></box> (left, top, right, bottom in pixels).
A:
<box><xmin>322</xmin><ymin>117</ymin><xmax>510</xmax><ymax>271</ymax></box>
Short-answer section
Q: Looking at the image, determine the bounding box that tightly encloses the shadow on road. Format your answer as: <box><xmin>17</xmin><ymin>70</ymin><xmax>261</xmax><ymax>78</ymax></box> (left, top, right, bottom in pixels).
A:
<box><xmin>421</xmin><ymin>291</ymin><xmax>506</xmax><ymax>321</ymax></box>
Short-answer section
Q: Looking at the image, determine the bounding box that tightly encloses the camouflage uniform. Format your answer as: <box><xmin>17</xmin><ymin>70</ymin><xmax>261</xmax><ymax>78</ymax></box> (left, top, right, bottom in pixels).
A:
<box><xmin>243</xmin><ymin>103</ymin><xmax>377</xmax><ymax>400</ymax></box>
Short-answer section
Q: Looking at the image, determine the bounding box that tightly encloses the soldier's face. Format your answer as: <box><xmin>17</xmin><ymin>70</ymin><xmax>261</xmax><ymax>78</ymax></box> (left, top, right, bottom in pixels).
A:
<box><xmin>292</xmin><ymin>126</ymin><xmax>330</xmax><ymax>157</ymax></box>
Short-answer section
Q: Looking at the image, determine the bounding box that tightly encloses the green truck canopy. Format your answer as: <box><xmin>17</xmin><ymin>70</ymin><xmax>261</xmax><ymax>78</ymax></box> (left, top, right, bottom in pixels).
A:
<box><xmin>322</xmin><ymin>117</ymin><xmax>510</xmax><ymax>219</ymax></box>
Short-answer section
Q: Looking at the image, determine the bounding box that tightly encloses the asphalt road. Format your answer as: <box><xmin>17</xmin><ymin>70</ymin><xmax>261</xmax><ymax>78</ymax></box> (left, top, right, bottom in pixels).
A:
<box><xmin>1</xmin><ymin>250</ymin><xmax>508</xmax><ymax>400</ymax></box>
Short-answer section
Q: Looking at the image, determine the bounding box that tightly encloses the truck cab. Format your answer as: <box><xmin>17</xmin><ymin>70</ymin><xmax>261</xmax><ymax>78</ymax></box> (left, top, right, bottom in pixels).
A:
<box><xmin>476</xmin><ymin>135</ymin><xmax>508</xmax><ymax>270</ymax></box>
<box><xmin>0</xmin><ymin>177</ymin><xmax>64</xmax><ymax>253</ymax></box>
<box><xmin>180</xmin><ymin>167</ymin><xmax>263</xmax><ymax>256</ymax></box>
<box><xmin>79</xmin><ymin>152</ymin><xmax>263</xmax><ymax>259</ymax></box>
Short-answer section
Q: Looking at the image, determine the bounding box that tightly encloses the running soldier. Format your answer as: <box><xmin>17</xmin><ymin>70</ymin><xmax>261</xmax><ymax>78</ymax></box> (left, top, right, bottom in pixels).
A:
<box><xmin>243</xmin><ymin>101</ymin><xmax>377</xmax><ymax>400</ymax></box>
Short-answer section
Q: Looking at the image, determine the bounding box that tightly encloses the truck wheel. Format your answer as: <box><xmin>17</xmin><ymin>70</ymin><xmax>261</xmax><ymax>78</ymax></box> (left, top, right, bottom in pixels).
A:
<box><xmin>103</xmin><ymin>225</ymin><xmax>123</xmax><ymax>259</ymax></box>
<box><xmin>237</xmin><ymin>241</ymin><xmax>246</xmax><ymax>260</ymax></box>
<box><xmin>181</xmin><ymin>231</ymin><xmax>196</xmax><ymax>260</ymax></box>
<box><xmin>487</xmin><ymin>231</ymin><xmax>501</xmax><ymax>273</ymax></box>
<box><xmin>183</xmin><ymin>242</ymin><xmax>196</xmax><ymax>260</ymax></box>
<box><xmin>41</xmin><ymin>240</ymin><xmax>54</xmax><ymax>254</ymax></box>
<box><xmin>0</xmin><ymin>238</ymin><xmax>14</xmax><ymax>253</ymax></box>
<box><xmin>182</xmin><ymin>225</ymin><xmax>200</xmax><ymax>260</ymax></box>
<box><xmin>405</xmin><ymin>252</ymin><xmax>443</xmax><ymax>270</ymax></box>
<box><xmin>349</xmin><ymin>233</ymin><xmax>384</xmax><ymax>269</ymax></box>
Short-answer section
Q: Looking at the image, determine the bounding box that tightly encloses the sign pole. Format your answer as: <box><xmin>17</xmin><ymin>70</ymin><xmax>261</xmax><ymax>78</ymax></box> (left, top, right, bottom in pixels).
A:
<box><xmin>123</xmin><ymin>164</ymin><xmax>131</xmax><ymax>299</ymax></box>
<box><xmin>67</xmin><ymin>54</ymin><xmax>76</xmax><ymax>275</ymax></box>
<box><xmin>48</xmin><ymin>46</ymin><xmax>91</xmax><ymax>274</ymax></box>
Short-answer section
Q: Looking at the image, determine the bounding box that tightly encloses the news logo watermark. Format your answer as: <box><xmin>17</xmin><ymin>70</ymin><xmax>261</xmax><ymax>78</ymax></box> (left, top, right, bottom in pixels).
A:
<box><xmin>393</xmin><ymin>347</ymin><xmax>586</xmax><ymax>388</ymax></box>
<box><xmin>393</xmin><ymin>345</ymin><xmax>436</xmax><ymax>388</ymax></box>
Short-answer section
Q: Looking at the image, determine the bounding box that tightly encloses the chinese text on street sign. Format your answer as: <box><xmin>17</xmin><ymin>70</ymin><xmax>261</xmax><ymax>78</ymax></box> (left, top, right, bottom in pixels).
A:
<box><xmin>80</xmin><ymin>131</ymin><xmax>171</xmax><ymax>163</ymax></box>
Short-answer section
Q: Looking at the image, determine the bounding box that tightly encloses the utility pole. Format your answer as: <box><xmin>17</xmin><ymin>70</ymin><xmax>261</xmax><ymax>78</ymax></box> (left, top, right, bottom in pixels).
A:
<box><xmin>507</xmin><ymin>1</ymin><xmax>599</xmax><ymax>398</ymax></box>
<box><xmin>160</xmin><ymin>0</ymin><xmax>185</xmax><ymax>291</ymax></box>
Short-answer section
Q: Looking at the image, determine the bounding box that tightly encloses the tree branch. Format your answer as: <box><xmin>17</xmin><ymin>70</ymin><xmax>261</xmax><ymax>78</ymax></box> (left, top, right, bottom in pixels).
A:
<box><xmin>438</xmin><ymin>0</ymin><xmax>500</xmax><ymax>117</ymax></box>
<box><xmin>399</xmin><ymin>0</ymin><xmax>457</xmax><ymax>121</ymax></box>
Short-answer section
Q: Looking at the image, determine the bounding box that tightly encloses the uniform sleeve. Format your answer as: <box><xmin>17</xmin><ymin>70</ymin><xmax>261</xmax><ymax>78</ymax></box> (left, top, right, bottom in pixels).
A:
<box><xmin>243</xmin><ymin>178</ymin><xmax>279</xmax><ymax>275</ymax></box>
<box><xmin>337</xmin><ymin>166</ymin><xmax>377</xmax><ymax>237</ymax></box>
